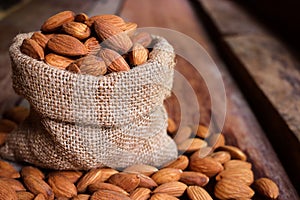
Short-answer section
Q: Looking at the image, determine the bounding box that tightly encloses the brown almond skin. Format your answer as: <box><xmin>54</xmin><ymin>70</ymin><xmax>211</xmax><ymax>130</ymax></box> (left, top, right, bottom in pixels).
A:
<box><xmin>150</xmin><ymin>193</ymin><xmax>179</xmax><ymax>200</ymax></box>
<box><xmin>189</xmin><ymin>154</ymin><xmax>223</xmax><ymax>177</ymax></box>
<box><xmin>99</xmin><ymin>48</ymin><xmax>130</xmax><ymax>72</ymax></box>
<box><xmin>45</xmin><ymin>53</ymin><xmax>74</xmax><ymax>70</ymax></box>
<box><xmin>253</xmin><ymin>178</ymin><xmax>279</xmax><ymax>199</ymax></box>
<box><xmin>194</xmin><ymin>124</ymin><xmax>211</xmax><ymax>138</ymax></box>
<box><xmin>62</xmin><ymin>21</ymin><xmax>91</xmax><ymax>40</ymax></box>
<box><xmin>48</xmin><ymin>171</ymin><xmax>82</xmax><ymax>184</ymax></box>
<box><xmin>94</xmin><ymin>19</ymin><xmax>132</xmax><ymax>54</ymax></box>
<box><xmin>151</xmin><ymin>168</ymin><xmax>182</xmax><ymax>185</ymax></box>
<box><xmin>163</xmin><ymin>155</ymin><xmax>189</xmax><ymax>170</ymax></box>
<box><xmin>108</xmin><ymin>172</ymin><xmax>140</xmax><ymax>193</ymax></box>
<box><xmin>72</xmin><ymin>194</ymin><xmax>90</xmax><ymax>200</ymax></box>
<box><xmin>123</xmin><ymin>22</ymin><xmax>137</xmax><ymax>36</ymax></box>
<box><xmin>216</xmin><ymin>145</ymin><xmax>247</xmax><ymax>161</ymax></box>
<box><xmin>137</xmin><ymin>173</ymin><xmax>158</xmax><ymax>189</ymax></box>
<box><xmin>0</xmin><ymin>159</ymin><xmax>20</xmax><ymax>179</ymax></box>
<box><xmin>41</xmin><ymin>10</ymin><xmax>75</xmax><ymax>32</ymax></box>
<box><xmin>129</xmin><ymin>43</ymin><xmax>149</xmax><ymax>66</ymax></box>
<box><xmin>214</xmin><ymin>178</ymin><xmax>255</xmax><ymax>199</ymax></box>
<box><xmin>130</xmin><ymin>187</ymin><xmax>151</xmax><ymax>200</ymax></box>
<box><xmin>84</xmin><ymin>37</ymin><xmax>101</xmax><ymax>55</ymax></box>
<box><xmin>90</xmin><ymin>189</ymin><xmax>131</xmax><ymax>200</ymax></box>
<box><xmin>152</xmin><ymin>181</ymin><xmax>187</xmax><ymax>197</ymax></box>
<box><xmin>85</xmin><ymin>14</ymin><xmax>126</xmax><ymax>29</ymax></box>
<box><xmin>187</xmin><ymin>185</ymin><xmax>213</xmax><ymax>200</ymax></box>
<box><xmin>167</xmin><ymin>118</ymin><xmax>177</xmax><ymax>134</ymax></box>
<box><xmin>48</xmin><ymin>174</ymin><xmax>77</xmax><ymax>198</ymax></box>
<box><xmin>16</xmin><ymin>191</ymin><xmax>35</xmax><ymax>200</ymax></box>
<box><xmin>88</xmin><ymin>182</ymin><xmax>128</xmax><ymax>195</ymax></box>
<box><xmin>21</xmin><ymin>166</ymin><xmax>45</xmax><ymax>180</ymax></box>
<box><xmin>47</xmin><ymin>34</ymin><xmax>88</xmax><ymax>57</ymax></box>
<box><xmin>76</xmin><ymin>168</ymin><xmax>104</xmax><ymax>193</ymax></box>
<box><xmin>0</xmin><ymin>181</ymin><xmax>18</xmax><ymax>200</ymax></box>
<box><xmin>180</xmin><ymin>171</ymin><xmax>209</xmax><ymax>187</ymax></box>
<box><xmin>208</xmin><ymin>133</ymin><xmax>225</xmax><ymax>149</ymax></box>
<box><xmin>224</xmin><ymin>160</ymin><xmax>252</xmax><ymax>170</ymax></box>
<box><xmin>0</xmin><ymin>178</ymin><xmax>26</xmax><ymax>192</ymax></box>
<box><xmin>209</xmin><ymin>151</ymin><xmax>231</xmax><ymax>164</ymax></box>
<box><xmin>123</xmin><ymin>164</ymin><xmax>158</xmax><ymax>176</ymax></box>
<box><xmin>74</xmin><ymin>55</ymin><xmax>107</xmax><ymax>76</ymax></box>
<box><xmin>20</xmin><ymin>38</ymin><xmax>44</xmax><ymax>60</ymax></box>
<box><xmin>31</xmin><ymin>32</ymin><xmax>49</xmax><ymax>49</ymax></box>
<box><xmin>216</xmin><ymin>168</ymin><xmax>254</xmax><ymax>186</ymax></box>
<box><xmin>75</xmin><ymin>13</ymin><xmax>89</xmax><ymax>23</ymax></box>
<box><xmin>177</xmin><ymin>138</ymin><xmax>207</xmax><ymax>153</ymax></box>
<box><xmin>23</xmin><ymin>175</ymin><xmax>54</xmax><ymax>200</ymax></box>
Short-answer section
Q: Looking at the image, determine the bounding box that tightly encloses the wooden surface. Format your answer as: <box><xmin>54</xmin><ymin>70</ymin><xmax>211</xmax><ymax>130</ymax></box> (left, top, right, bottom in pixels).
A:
<box><xmin>196</xmin><ymin>0</ymin><xmax>300</xmax><ymax>193</ymax></box>
<box><xmin>0</xmin><ymin>0</ymin><xmax>298</xmax><ymax>199</ymax></box>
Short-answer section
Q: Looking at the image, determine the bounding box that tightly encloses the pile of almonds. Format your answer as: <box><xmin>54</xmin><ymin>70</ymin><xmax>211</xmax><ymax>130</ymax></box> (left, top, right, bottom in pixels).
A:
<box><xmin>20</xmin><ymin>11</ymin><xmax>152</xmax><ymax>76</ymax></box>
<box><xmin>0</xmin><ymin>106</ymin><xmax>280</xmax><ymax>199</ymax></box>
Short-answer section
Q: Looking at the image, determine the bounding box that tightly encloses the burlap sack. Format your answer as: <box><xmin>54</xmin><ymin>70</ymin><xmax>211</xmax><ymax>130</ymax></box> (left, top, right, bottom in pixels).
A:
<box><xmin>0</xmin><ymin>33</ymin><xmax>178</xmax><ymax>170</ymax></box>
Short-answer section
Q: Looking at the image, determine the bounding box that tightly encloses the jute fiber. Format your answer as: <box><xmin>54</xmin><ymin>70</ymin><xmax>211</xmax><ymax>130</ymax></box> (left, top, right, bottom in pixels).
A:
<box><xmin>0</xmin><ymin>33</ymin><xmax>178</xmax><ymax>170</ymax></box>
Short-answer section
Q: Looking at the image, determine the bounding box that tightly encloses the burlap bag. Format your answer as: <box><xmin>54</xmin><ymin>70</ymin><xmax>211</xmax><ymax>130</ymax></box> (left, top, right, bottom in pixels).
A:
<box><xmin>0</xmin><ymin>33</ymin><xmax>178</xmax><ymax>170</ymax></box>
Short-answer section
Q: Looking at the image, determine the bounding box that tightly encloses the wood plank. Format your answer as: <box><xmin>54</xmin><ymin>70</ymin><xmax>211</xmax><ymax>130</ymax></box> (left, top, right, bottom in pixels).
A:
<box><xmin>120</xmin><ymin>0</ymin><xmax>298</xmax><ymax>199</ymax></box>
<box><xmin>0</xmin><ymin>0</ymin><xmax>123</xmax><ymax>116</ymax></box>
<box><xmin>197</xmin><ymin>0</ymin><xmax>300</xmax><ymax>193</ymax></box>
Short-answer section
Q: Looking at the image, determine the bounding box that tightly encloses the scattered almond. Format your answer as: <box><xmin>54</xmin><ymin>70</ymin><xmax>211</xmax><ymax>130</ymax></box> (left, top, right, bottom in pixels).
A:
<box><xmin>76</xmin><ymin>168</ymin><xmax>104</xmax><ymax>193</ymax></box>
<box><xmin>152</xmin><ymin>181</ymin><xmax>187</xmax><ymax>197</ymax></box>
<box><xmin>41</xmin><ymin>10</ymin><xmax>75</xmax><ymax>32</ymax></box>
<box><xmin>130</xmin><ymin>187</ymin><xmax>151</xmax><ymax>200</ymax></box>
<box><xmin>209</xmin><ymin>151</ymin><xmax>231</xmax><ymax>164</ymax></box>
<box><xmin>189</xmin><ymin>155</ymin><xmax>223</xmax><ymax>177</ymax></box>
<box><xmin>123</xmin><ymin>164</ymin><xmax>158</xmax><ymax>176</ymax></box>
<box><xmin>216</xmin><ymin>145</ymin><xmax>247</xmax><ymax>161</ymax></box>
<box><xmin>48</xmin><ymin>173</ymin><xmax>77</xmax><ymax>198</ymax></box>
<box><xmin>90</xmin><ymin>189</ymin><xmax>131</xmax><ymax>200</ymax></box>
<box><xmin>108</xmin><ymin>172</ymin><xmax>140</xmax><ymax>193</ymax></box>
<box><xmin>253</xmin><ymin>178</ymin><xmax>279</xmax><ymax>199</ymax></box>
<box><xmin>151</xmin><ymin>168</ymin><xmax>182</xmax><ymax>185</ymax></box>
<box><xmin>177</xmin><ymin>138</ymin><xmax>207</xmax><ymax>153</ymax></box>
<box><xmin>23</xmin><ymin>175</ymin><xmax>54</xmax><ymax>199</ymax></box>
<box><xmin>180</xmin><ymin>171</ymin><xmax>209</xmax><ymax>187</ymax></box>
<box><xmin>163</xmin><ymin>155</ymin><xmax>189</xmax><ymax>170</ymax></box>
<box><xmin>187</xmin><ymin>185</ymin><xmax>213</xmax><ymax>200</ymax></box>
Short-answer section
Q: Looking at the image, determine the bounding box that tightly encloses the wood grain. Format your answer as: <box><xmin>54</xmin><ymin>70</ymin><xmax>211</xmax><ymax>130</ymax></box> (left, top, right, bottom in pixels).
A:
<box><xmin>197</xmin><ymin>0</ymin><xmax>300</xmax><ymax>194</ymax></box>
<box><xmin>120</xmin><ymin>0</ymin><xmax>298</xmax><ymax>199</ymax></box>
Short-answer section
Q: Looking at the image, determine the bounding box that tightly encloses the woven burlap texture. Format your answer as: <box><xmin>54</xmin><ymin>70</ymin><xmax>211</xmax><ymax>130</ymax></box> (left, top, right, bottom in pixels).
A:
<box><xmin>0</xmin><ymin>33</ymin><xmax>178</xmax><ymax>170</ymax></box>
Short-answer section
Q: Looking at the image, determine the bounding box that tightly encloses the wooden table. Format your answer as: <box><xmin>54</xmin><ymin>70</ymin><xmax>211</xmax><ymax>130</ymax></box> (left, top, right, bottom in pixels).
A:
<box><xmin>0</xmin><ymin>0</ymin><xmax>298</xmax><ymax>199</ymax></box>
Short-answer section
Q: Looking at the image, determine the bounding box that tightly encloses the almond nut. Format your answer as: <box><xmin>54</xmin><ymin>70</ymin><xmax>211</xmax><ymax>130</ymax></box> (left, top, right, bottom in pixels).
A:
<box><xmin>223</xmin><ymin>160</ymin><xmax>252</xmax><ymax>170</ymax></box>
<box><xmin>151</xmin><ymin>168</ymin><xmax>182</xmax><ymax>185</ymax></box>
<box><xmin>47</xmin><ymin>34</ymin><xmax>88</xmax><ymax>56</ymax></box>
<box><xmin>173</xmin><ymin>126</ymin><xmax>192</xmax><ymax>145</ymax></box>
<box><xmin>41</xmin><ymin>11</ymin><xmax>75</xmax><ymax>32</ymax></box>
<box><xmin>20</xmin><ymin>38</ymin><xmax>44</xmax><ymax>60</ymax></box>
<box><xmin>129</xmin><ymin>43</ymin><xmax>149</xmax><ymax>66</ymax></box>
<box><xmin>85</xmin><ymin>14</ymin><xmax>126</xmax><ymax>29</ymax></box>
<box><xmin>150</xmin><ymin>193</ymin><xmax>179</xmax><ymax>200</ymax></box>
<box><xmin>123</xmin><ymin>164</ymin><xmax>158</xmax><ymax>176</ymax></box>
<box><xmin>253</xmin><ymin>178</ymin><xmax>279</xmax><ymax>199</ymax></box>
<box><xmin>180</xmin><ymin>171</ymin><xmax>209</xmax><ymax>187</ymax></box>
<box><xmin>216</xmin><ymin>145</ymin><xmax>247</xmax><ymax>161</ymax></box>
<box><xmin>209</xmin><ymin>151</ymin><xmax>231</xmax><ymax>164</ymax></box>
<box><xmin>137</xmin><ymin>173</ymin><xmax>158</xmax><ymax>189</ymax></box>
<box><xmin>21</xmin><ymin>166</ymin><xmax>45</xmax><ymax>180</ymax></box>
<box><xmin>99</xmin><ymin>48</ymin><xmax>130</xmax><ymax>72</ymax></box>
<box><xmin>215</xmin><ymin>168</ymin><xmax>254</xmax><ymax>186</ymax></box>
<box><xmin>108</xmin><ymin>172</ymin><xmax>140</xmax><ymax>193</ymax></box>
<box><xmin>62</xmin><ymin>21</ymin><xmax>91</xmax><ymax>40</ymax></box>
<box><xmin>187</xmin><ymin>185</ymin><xmax>213</xmax><ymax>200</ymax></box>
<box><xmin>0</xmin><ymin>181</ymin><xmax>18</xmax><ymax>200</ymax></box>
<box><xmin>76</xmin><ymin>168</ymin><xmax>104</xmax><ymax>193</ymax></box>
<box><xmin>130</xmin><ymin>187</ymin><xmax>151</xmax><ymax>200</ymax></box>
<box><xmin>31</xmin><ymin>32</ymin><xmax>49</xmax><ymax>49</ymax></box>
<box><xmin>90</xmin><ymin>189</ymin><xmax>131</xmax><ymax>200</ymax></box>
<box><xmin>152</xmin><ymin>181</ymin><xmax>187</xmax><ymax>197</ymax></box>
<box><xmin>177</xmin><ymin>138</ymin><xmax>207</xmax><ymax>153</ymax></box>
<box><xmin>131</xmin><ymin>32</ymin><xmax>153</xmax><ymax>48</ymax></box>
<box><xmin>88</xmin><ymin>182</ymin><xmax>128</xmax><ymax>195</ymax></box>
<box><xmin>0</xmin><ymin>159</ymin><xmax>20</xmax><ymax>179</ymax></box>
<box><xmin>45</xmin><ymin>53</ymin><xmax>74</xmax><ymax>70</ymax></box>
<box><xmin>74</xmin><ymin>55</ymin><xmax>107</xmax><ymax>76</ymax></box>
<box><xmin>48</xmin><ymin>174</ymin><xmax>77</xmax><ymax>198</ymax></box>
<box><xmin>189</xmin><ymin>155</ymin><xmax>223</xmax><ymax>177</ymax></box>
<box><xmin>84</xmin><ymin>37</ymin><xmax>101</xmax><ymax>55</ymax></box>
<box><xmin>23</xmin><ymin>175</ymin><xmax>54</xmax><ymax>199</ymax></box>
<box><xmin>163</xmin><ymin>155</ymin><xmax>189</xmax><ymax>171</ymax></box>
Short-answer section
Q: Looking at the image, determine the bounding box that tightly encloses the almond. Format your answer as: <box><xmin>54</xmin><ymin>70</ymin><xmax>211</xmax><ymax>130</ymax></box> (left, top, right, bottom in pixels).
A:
<box><xmin>88</xmin><ymin>182</ymin><xmax>128</xmax><ymax>195</ymax></box>
<box><xmin>34</xmin><ymin>194</ymin><xmax>47</xmax><ymax>200</ymax></box>
<box><xmin>191</xmin><ymin>147</ymin><xmax>213</xmax><ymax>158</ymax></box>
<box><xmin>41</xmin><ymin>10</ymin><xmax>75</xmax><ymax>32</ymax></box>
<box><xmin>177</xmin><ymin>138</ymin><xmax>207</xmax><ymax>153</ymax></box>
<box><xmin>23</xmin><ymin>175</ymin><xmax>54</xmax><ymax>200</ymax></box>
<box><xmin>129</xmin><ymin>43</ymin><xmax>149</xmax><ymax>66</ymax></box>
<box><xmin>16</xmin><ymin>191</ymin><xmax>35</xmax><ymax>200</ymax></box>
<box><xmin>47</xmin><ymin>34</ymin><xmax>88</xmax><ymax>56</ymax></box>
<box><xmin>150</xmin><ymin>193</ymin><xmax>179</xmax><ymax>200</ymax></box>
<box><xmin>163</xmin><ymin>155</ymin><xmax>189</xmax><ymax>170</ymax></box>
<box><xmin>31</xmin><ymin>32</ymin><xmax>49</xmax><ymax>49</ymax></box>
<box><xmin>0</xmin><ymin>119</ymin><xmax>17</xmax><ymax>133</ymax></box>
<box><xmin>0</xmin><ymin>159</ymin><xmax>20</xmax><ymax>178</ymax></box>
<box><xmin>151</xmin><ymin>168</ymin><xmax>182</xmax><ymax>185</ymax></box>
<box><xmin>0</xmin><ymin>178</ymin><xmax>26</xmax><ymax>192</ymax></box>
<box><xmin>66</xmin><ymin>63</ymin><xmax>81</xmax><ymax>74</ymax></box>
<box><xmin>131</xmin><ymin>32</ymin><xmax>153</xmax><ymax>48</ymax></box>
<box><xmin>94</xmin><ymin>19</ymin><xmax>132</xmax><ymax>54</ymax></box>
<box><xmin>173</xmin><ymin>126</ymin><xmax>192</xmax><ymax>145</ymax></box>
<box><xmin>85</xmin><ymin>14</ymin><xmax>126</xmax><ymax>29</ymax></box>
<box><xmin>123</xmin><ymin>22</ymin><xmax>137</xmax><ymax>36</ymax></box>
<box><xmin>48</xmin><ymin>174</ymin><xmax>77</xmax><ymax>198</ymax></box>
<box><xmin>187</xmin><ymin>185</ymin><xmax>213</xmax><ymax>200</ymax></box>
<box><xmin>216</xmin><ymin>168</ymin><xmax>254</xmax><ymax>186</ymax></box>
<box><xmin>75</xmin><ymin>13</ymin><xmax>89</xmax><ymax>23</ymax></box>
<box><xmin>90</xmin><ymin>189</ymin><xmax>131</xmax><ymax>200</ymax></box>
<box><xmin>99</xmin><ymin>48</ymin><xmax>130</xmax><ymax>72</ymax></box>
<box><xmin>216</xmin><ymin>145</ymin><xmax>247</xmax><ymax>161</ymax></box>
<box><xmin>0</xmin><ymin>181</ymin><xmax>18</xmax><ymax>200</ymax></box>
<box><xmin>208</xmin><ymin>133</ymin><xmax>225</xmax><ymax>149</ymax></box>
<box><xmin>167</xmin><ymin>118</ymin><xmax>177</xmax><ymax>134</ymax></box>
<box><xmin>21</xmin><ymin>166</ymin><xmax>45</xmax><ymax>180</ymax></box>
<box><xmin>130</xmin><ymin>187</ymin><xmax>151</xmax><ymax>200</ymax></box>
<box><xmin>193</xmin><ymin>125</ymin><xmax>211</xmax><ymax>138</ymax></box>
<box><xmin>76</xmin><ymin>168</ymin><xmax>104</xmax><ymax>193</ymax></box>
<box><xmin>123</xmin><ymin>164</ymin><xmax>158</xmax><ymax>176</ymax></box>
<box><xmin>108</xmin><ymin>172</ymin><xmax>140</xmax><ymax>193</ymax></box>
<box><xmin>72</xmin><ymin>194</ymin><xmax>90</xmax><ymax>200</ymax></box>
<box><xmin>223</xmin><ymin>160</ymin><xmax>252</xmax><ymax>170</ymax></box>
<box><xmin>84</xmin><ymin>37</ymin><xmax>101</xmax><ymax>55</ymax></box>
<box><xmin>45</xmin><ymin>53</ymin><xmax>74</xmax><ymax>70</ymax></box>
<box><xmin>137</xmin><ymin>173</ymin><xmax>158</xmax><ymax>189</ymax></box>
<box><xmin>73</xmin><ymin>55</ymin><xmax>107</xmax><ymax>76</ymax></box>
<box><xmin>253</xmin><ymin>178</ymin><xmax>279</xmax><ymax>199</ymax></box>
<box><xmin>96</xmin><ymin>168</ymin><xmax>119</xmax><ymax>182</ymax></box>
<box><xmin>180</xmin><ymin>171</ymin><xmax>209</xmax><ymax>187</ymax></box>
<box><xmin>62</xmin><ymin>21</ymin><xmax>91</xmax><ymax>40</ymax></box>
<box><xmin>189</xmin><ymin>155</ymin><xmax>223</xmax><ymax>177</ymax></box>
<box><xmin>48</xmin><ymin>171</ymin><xmax>82</xmax><ymax>184</ymax></box>
<box><xmin>152</xmin><ymin>181</ymin><xmax>187</xmax><ymax>197</ymax></box>
<box><xmin>214</xmin><ymin>178</ymin><xmax>255</xmax><ymax>199</ymax></box>
<box><xmin>20</xmin><ymin>38</ymin><xmax>44</xmax><ymax>60</ymax></box>
<box><xmin>3</xmin><ymin>106</ymin><xmax>29</xmax><ymax>124</ymax></box>
<box><xmin>209</xmin><ymin>151</ymin><xmax>231</xmax><ymax>164</ymax></box>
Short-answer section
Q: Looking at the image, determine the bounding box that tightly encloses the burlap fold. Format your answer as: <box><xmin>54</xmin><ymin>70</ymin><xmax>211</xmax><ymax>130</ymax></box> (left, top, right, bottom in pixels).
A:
<box><xmin>0</xmin><ymin>33</ymin><xmax>178</xmax><ymax>170</ymax></box>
